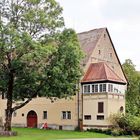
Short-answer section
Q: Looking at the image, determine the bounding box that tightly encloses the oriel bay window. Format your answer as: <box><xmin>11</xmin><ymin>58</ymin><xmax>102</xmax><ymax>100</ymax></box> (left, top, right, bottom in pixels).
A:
<box><xmin>83</xmin><ymin>83</ymin><xmax>107</xmax><ymax>94</ymax></box>
<box><xmin>83</xmin><ymin>83</ymin><xmax>125</xmax><ymax>94</ymax></box>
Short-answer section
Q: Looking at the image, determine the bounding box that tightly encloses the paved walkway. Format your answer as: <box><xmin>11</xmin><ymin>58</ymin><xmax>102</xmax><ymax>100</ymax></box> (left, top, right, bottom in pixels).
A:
<box><xmin>66</xmin><ymin>138</ymin><xmax>136</xmax><ymax>140</ymax></box>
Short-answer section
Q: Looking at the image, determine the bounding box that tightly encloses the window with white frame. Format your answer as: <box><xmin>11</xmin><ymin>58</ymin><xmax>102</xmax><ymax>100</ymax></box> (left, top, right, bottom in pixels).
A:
<box><xmin>67</xmin><ymin>111</ymin><xmax>71</xmax><ymax>119</ymax></box>
<box><xmin>94</xmin><ymin>84</ymin><xmax>98</xmax><ymax>92</ymax></box>
<box><xmin>92</xmin><ymin>85</ymin><xmax>94</xmax><ymax>93</ymax></box>
<box><xmin>99</xmin><ymin>84</ymin><xmax>103</xmax><ymax>92</ymax></box>
<box><xmin>108</xmin><ymin>84</ymin><xmax>113</xmax><ymax>92</ymax></box>
<box><xmin>103</xmin><ymin>84</ymin><xmax>106</xmax><ymax>92</ymax></box>
<box><xmin>62</xmin><ymin>111</ymin><xmax>71</xmax><ymax>120</ymax></box>
<box><xmin>83</xmin><ymin>83</ymin><xmax>125</xmax><ymax>94</ymax></box>
<box><xmin>99</xmin><ymin>84</ymin><xmax>106</xmax><ymax>93</ymax></box>
<box><xmin>83</xmin><ymin>85</ymin><xmax>90</xmax><ymax>93</ymax></box>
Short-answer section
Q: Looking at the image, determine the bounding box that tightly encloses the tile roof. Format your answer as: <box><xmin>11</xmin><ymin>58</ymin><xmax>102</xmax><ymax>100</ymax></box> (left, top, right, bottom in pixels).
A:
<box><xmin>78</xmin><ymin>28</ymin><xmax>106</xmax><ymax>65</ymax></box>
<box><xmin>81</xmin><ymin>62</ymin><xmax>126</xmax><ymax>84</ymax></box>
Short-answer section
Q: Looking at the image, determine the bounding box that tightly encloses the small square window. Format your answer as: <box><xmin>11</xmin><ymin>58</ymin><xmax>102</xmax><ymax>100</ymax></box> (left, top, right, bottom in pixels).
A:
<box><xmin>97</xmin><ymin>115</ymin><xmax>104</xmax><ymax>120</ymax></box>
<box><xmin>84</xmin><ymin>115</ymin><xmax>91</xmax><ymax>120</ymax></box>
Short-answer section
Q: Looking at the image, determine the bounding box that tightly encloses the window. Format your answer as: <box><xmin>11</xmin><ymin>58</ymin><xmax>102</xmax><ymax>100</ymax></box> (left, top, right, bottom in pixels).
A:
<box><xmin>95</xmin><ymin>85</ymin><xmax>98</xmax><ymax>92</ymax></box>
<box><xmin>103</xmin><ymin>84</ymin><xmax>106</xmax><ymax>92</ymax></box>
<box><xmin>83</xmin><ymin>85</ymin><xmax>90</xmax><ymax>93</ymax></box>
<box><xmin>99</xmin><ymin>84</ymin><xmax>103</xmax><ymax>92</ymax></box>
<box><xmin>92</xmin><ymin>85</ymin><xmax>94</xmax><ymax>93</ymax></box>
<box><xmin>67</xmin><ymin>111</ymin><xmax>71</xmax><ymax>119</ymax></box>
<box><xmin>84</xmin><ymin>115</ymin><xmax>91</xmax><ymax>120</ymax></box>
<box><xmin>108</xmin><ymin>84</ymin><xmax>113</xmax><ymax>92</ymax></box>
<box><xmin>99</xmin><ymin>84</ymin><xmax>106</xmax><ymax>92</ymax></box>
<box><xmin>98</xmin><ymin>102</ymin><xmax>104</xmax><ymax>113</ymax></box>
<box><xmin>62</xmin><ymin>111</ymin><xmax>71</xmax><ymax>120</ymax></box>
<box><xmin>22</xmin><ymin>113</ymin><xmax>24</xmax><ymax>117</ymax></box>
<box><xmin>43</xmin><ymin>111</ymin><xmax>47</xmax><ymax>119</ymax></box>
<box><xmin>62</xmin><ymin>111</ymin><xmax>66</xmax><ymax>119</ymax></box>
<box><xmin>120</xmin><ymin>106</ymin><xmax>124</xmax><ymax>112</ymax></box>
<box><xmin>97</xmin><ymin>115</ymin><xmax>104</xmax><ymax>120</ymax></box>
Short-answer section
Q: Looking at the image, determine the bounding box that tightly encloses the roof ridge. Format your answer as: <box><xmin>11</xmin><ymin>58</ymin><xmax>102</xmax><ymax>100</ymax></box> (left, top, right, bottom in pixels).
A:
<box><xmin>77</xmin><ymin>27</ymin><xmax>106</xmax><ymax>35</ymax></box>
<box><xmin>103</xmin><ymin>63</ymin><xmax>108</xmax><ymax>79</ymax></box>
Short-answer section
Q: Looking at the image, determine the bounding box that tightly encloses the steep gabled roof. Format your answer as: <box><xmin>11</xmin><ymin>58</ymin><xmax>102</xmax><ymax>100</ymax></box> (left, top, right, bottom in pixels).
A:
<box><xmin>77</xmin><ymin>28</ymin><xmax>105</xmax><ymax>65</ymax></box>
<box><xmin>78</xmin><ymin>27</ymin><xmax>128</xmax><ymax>84</ymax></box>
<box><xmin>81</xmin><ymin>62</ymin><xmax>126</xmax><ymax>84</ymax></box>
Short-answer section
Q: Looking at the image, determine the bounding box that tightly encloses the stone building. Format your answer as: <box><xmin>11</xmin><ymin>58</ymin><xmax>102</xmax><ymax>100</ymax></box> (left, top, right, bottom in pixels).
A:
<box><xmin>0</xmin><ymin>28</ymin><xmax>127</xmax><ymax>130</ymax></box>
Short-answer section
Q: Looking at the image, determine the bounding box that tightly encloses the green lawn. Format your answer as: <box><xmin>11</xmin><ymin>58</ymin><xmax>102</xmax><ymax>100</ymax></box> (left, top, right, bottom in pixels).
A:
<box><xmin>0</xmin><ymin>127</ymin><xmax>114</xmax><ymax>140</ymax></box>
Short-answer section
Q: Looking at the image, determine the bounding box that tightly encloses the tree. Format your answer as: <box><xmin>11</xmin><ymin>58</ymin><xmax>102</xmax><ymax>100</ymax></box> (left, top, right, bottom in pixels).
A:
<box><xmin>122</xmin><ymin>59</ymin><xmax>140</xmax><ymax>116</ymax></box>
<box><xmin>0</xmin><ymin>0</ymin><xmax>83</xmax><ymax>131</ymax></box>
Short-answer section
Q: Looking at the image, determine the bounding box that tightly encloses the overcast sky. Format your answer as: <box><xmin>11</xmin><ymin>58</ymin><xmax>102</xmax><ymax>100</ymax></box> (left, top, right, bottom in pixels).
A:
<box><xmin>57</xmin><ymin>0</ymin><xmax>140</xmax><ymax>70</ymax></box>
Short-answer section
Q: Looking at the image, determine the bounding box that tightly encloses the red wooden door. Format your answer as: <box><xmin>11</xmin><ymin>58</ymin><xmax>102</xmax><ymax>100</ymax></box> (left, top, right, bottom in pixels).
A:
<box><xmin>27</xmin><ymin>111</ymin><xmax>37</xmax><ymax>128</ymax></box>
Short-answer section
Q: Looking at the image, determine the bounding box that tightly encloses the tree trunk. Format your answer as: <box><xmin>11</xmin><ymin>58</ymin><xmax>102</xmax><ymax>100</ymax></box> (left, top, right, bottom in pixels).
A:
<box><xmin>4</xmin><ymin>108</ymin><xmax>13</xmax><ymax>131</ymax></box>
<box><xmin>4</xmin><ymin>72</ymin><xmax>14</xmax><ymax>131</ymax></box>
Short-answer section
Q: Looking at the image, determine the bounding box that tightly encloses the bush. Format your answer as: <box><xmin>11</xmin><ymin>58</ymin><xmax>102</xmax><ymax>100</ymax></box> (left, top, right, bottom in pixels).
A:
<box><xmin>109</xmin><ymin>113</ymin><xmax>140</xmax><ymax>136</ymax></box>
<box><xmin>87</xmin><ymin>128</ymin><xmax>105</xmax><ymax>133</ymax></box>
<box><xmin>129</xmin><ymin>116</ymin><xmax>140</xmax><ymax>135</ymax></box>
<box><xmin>111</xmin><ymin>129</ymin><xmax>121</xmax><ymax>136</ymax></box>
<box><xmin>103</xmin><ymin>129</ymin><xmax>112</xmax><ymax>135</ymax></box>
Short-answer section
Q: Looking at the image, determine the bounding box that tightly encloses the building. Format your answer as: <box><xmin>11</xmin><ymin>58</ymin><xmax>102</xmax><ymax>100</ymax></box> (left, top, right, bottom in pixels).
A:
<box><xmin>0</xmin><ymin>28</ymin><xmax>127</xmax><ymax>130</ymax></box>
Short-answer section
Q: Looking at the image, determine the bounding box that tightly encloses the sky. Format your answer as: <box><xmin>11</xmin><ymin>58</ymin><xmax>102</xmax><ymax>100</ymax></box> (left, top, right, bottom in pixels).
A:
<box><xmin>56</xmin><ymin>0</ymin><xmax>140</xmax><ymax>70</ymax></box>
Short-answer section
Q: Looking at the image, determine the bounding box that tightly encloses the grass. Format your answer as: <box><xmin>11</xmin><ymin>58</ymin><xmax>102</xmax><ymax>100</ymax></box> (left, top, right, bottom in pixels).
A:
<box><xmin>0</xmin><ymin>127</ymin><xmax>114</xmax><ymax>140</ymax></box>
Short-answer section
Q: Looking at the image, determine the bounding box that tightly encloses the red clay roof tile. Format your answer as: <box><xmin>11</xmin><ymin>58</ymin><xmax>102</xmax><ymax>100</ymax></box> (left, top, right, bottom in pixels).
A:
<box><xmin>81</xmin><ymin>62</ymin><xmax>126</xmax><ymax>84</ymax></box>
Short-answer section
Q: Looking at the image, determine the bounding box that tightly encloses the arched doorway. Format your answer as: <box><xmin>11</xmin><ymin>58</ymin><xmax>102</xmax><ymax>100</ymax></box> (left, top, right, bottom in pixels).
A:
<box><xmin>27</xmin><ymin>110</ymin><xmax>37</xmax><ymax>128</ymax></box>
